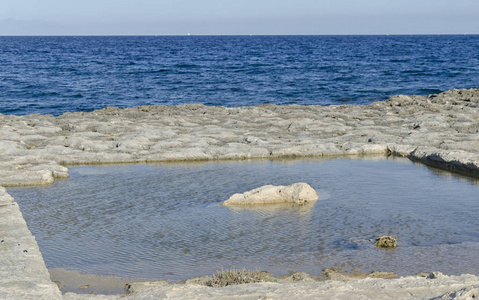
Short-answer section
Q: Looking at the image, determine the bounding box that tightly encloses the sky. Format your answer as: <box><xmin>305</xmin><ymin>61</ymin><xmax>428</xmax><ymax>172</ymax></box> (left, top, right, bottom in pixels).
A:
<box><xmin>1</xmin><ymin>0</ymin><xmax>479</xmax><ymax>35</ymax></box>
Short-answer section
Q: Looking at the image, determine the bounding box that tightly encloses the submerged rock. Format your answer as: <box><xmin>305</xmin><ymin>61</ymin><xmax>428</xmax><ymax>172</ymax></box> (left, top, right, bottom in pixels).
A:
<box><xmin>221</xmin><ymin>183</ymin><xmax>319</xmax><ymax>206</ymax></box>
<box><xmin>374</xmin><ymin>236</ymin><xmax>398</xmax><ymax>248</ymax></box>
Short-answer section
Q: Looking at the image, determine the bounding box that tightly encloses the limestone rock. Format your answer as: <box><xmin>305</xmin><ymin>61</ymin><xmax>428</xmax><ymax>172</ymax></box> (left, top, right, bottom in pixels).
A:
<box><xmin>439</xmin><ymin>286</ymin><xmax>479</xmax><ymax>299</ymax></box>
<box><xmin>427</xmin><ymin>272</ymin><xmax>446</xmax><ymax>279</ymax></box>
<box><xmin>1</xmin><ymin>88</ymin><xmax>479</xmax><ymax>186</ymax></box>
<box><xmin>125</xmin><ymin>280</ymin><xmax>171</xmax><ymax>295</ymax></box>
<box><xmin>320</xmin><ymin>268</ymin><xmax>397</xmax><ymax>280</ymax></box>
<box><xmin>283</xmin><ymin>272</ymin><xmax>317</xmax><ymax>282</ymax></box>
<box><xmin>221</xmin><ymin>183</ymin><xmax>319</xmax><ymax>206</ymax></box>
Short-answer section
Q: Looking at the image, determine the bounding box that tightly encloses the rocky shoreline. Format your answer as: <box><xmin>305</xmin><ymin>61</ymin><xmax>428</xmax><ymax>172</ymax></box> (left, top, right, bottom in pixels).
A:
<box><xmin>1</xmin><ymin>88</ymin><xmax>478</xmax><ymax>299</ymax></box>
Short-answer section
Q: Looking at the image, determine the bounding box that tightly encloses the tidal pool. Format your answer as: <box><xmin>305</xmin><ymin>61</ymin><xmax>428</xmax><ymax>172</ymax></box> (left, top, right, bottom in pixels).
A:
<box><xmin>8</xmin><ymin>156</ymin><xmax>479</xmax><ymax>287</ymax></box>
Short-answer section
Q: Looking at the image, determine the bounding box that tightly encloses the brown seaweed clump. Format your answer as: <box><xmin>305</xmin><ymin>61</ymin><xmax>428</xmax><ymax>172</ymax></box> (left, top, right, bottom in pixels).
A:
<box><xmin>374</xmin><ymin>236</ymin><xmax>398</xmax><ymax>248</ymax></box>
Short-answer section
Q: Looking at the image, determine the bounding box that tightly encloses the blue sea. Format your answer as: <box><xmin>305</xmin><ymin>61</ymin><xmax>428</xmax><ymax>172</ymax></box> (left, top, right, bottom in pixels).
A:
<box><xmin>1</xmin><ymin>35</ymin><xmax>478</xmax><ymax>116</ymax></box>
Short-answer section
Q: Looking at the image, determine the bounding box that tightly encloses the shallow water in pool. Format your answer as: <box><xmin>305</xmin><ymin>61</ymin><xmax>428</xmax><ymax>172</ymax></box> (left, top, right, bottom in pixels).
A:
<box><xmin>8</xmin><ymin>157</ymin><xmax>479</xmax><ymax>281</ymax></box>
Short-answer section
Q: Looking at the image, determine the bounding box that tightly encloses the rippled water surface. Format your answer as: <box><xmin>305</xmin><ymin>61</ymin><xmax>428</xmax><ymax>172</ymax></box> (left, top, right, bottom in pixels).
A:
<box><xmin>8</xmin><ymin>157</ymin><xmax>479</xmax><ymax>281</ymax></box>
<box><xmin>1</xmin><ymin>35</ymin><xmax>479</xmax><ymax>115</ymax></box>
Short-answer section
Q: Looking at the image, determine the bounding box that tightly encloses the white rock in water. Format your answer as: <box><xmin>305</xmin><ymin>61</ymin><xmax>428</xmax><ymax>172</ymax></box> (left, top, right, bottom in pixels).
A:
<box><xmin>222</xmin><ymin>183</ymin><xmax>319</xmax><ymax>206</ymax></box>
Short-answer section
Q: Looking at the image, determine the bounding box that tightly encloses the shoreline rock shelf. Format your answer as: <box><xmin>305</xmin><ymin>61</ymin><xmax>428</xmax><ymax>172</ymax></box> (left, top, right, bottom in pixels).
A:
<box><xmin>0</xmin><ymin>88</ymin><xmax>478</xmax><ymax>187</ymax></box>
<box><xmin>1</xmin><ymin>88</ymin><xmax>479</xmax><ymax>299</ymax></box>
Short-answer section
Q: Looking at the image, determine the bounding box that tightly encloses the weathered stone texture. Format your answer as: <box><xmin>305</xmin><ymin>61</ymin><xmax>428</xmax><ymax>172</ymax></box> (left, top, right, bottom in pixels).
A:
<box><xmin>1</xmin><ymin>89</ymin><xmax>477</xmax><ymax>187</ymax></box>
<box><xmin>222</xmin><ymin>183</ymin><xmax>319</xmax><ymax>206</ymax></box>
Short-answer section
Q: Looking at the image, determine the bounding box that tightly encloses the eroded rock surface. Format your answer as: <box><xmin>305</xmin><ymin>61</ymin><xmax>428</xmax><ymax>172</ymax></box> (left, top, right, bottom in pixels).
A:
<box><xmin>0</xmin><ymin>187</ymin><xmax>62</xmax><ymax>299</ymax></box>
<box><xmin>222</xmin><ymin>183</ymin><xmax>319</xmax><ymax>206</ymax></box>
<box><xmin>104</xmin><ymin>273</ymin><xmax>479</xmax><ymax>300</ymax></box>
<box><xmin>1</xmin><ymin>89</ymin><xmax>478</xmax><ymax>187</ymax></box>
<box><xmin>320</xmin><ymin>268</ymin><xmax>397</xmax><ymax>280</ymax></box>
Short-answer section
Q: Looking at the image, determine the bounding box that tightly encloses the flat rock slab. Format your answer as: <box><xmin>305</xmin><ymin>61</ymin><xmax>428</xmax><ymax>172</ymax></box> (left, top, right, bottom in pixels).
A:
<box><xmin>1</xmin><ymin>88</ymin><xmax>478</xmax><ymax>187</ymax></box>
<box><xmin>222</xmin><ymin>183</ymin><xmax>319</xmax><ymax>206</ymax></box>
<box><xmin>0</xmin><ymin>187</ymin><xmax>62</xmax><ymax>299</ymax></box>
<box><xmin>98</xmin><ymin>273</ymin><xmax>479</xmax><ymax>300</ymax></box>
